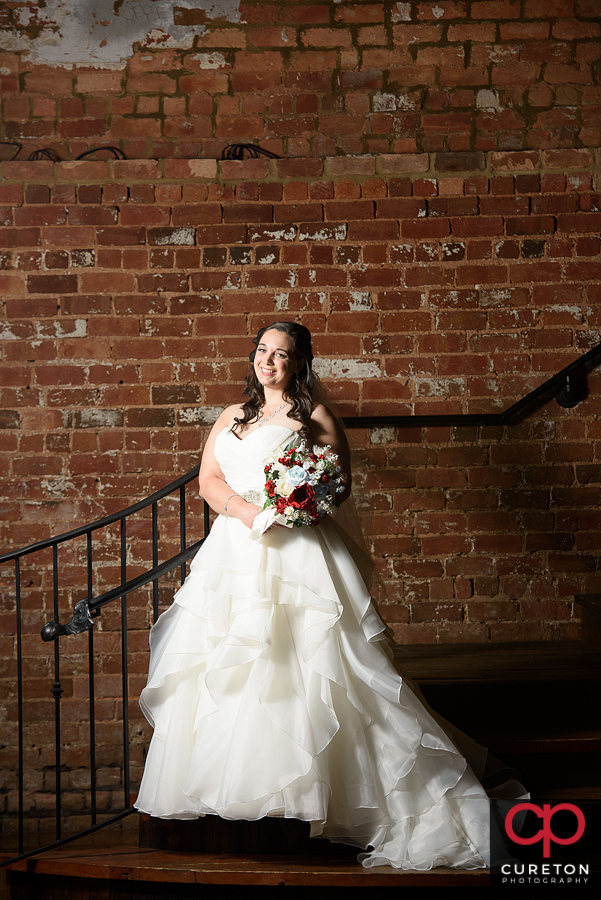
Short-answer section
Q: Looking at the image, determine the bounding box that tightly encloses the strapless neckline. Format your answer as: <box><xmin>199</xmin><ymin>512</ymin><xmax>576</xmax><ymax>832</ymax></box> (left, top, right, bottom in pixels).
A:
<box><xmin>218</xmin><ymin>424</ymin><xmax>299</xmax><ymax>444</ymax></box>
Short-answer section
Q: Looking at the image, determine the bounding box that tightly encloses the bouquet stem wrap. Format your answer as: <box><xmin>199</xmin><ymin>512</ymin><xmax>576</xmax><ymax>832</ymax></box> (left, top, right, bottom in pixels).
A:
<box><xmin>248</xmin><ymin>507</ymin><xmax>291</xmax><ymax>541</ymax></box>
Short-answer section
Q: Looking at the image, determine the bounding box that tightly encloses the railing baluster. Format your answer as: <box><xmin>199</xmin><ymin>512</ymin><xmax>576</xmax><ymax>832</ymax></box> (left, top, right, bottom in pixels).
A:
<box><xmin>87</xmin><ymin>532</ymin><xmax>97</xmax><ymax>826</ymax></box>
<box><xmin>15</xmin><ymin>557</ymin><xmax>23</xmax><ymax>856</ymax></box>
<box><xmin>120</xmin><ymin>517</ymin><xmax>130</xmax><ymax>809</ymax></box>
<box><xmin>152</xmin><ymin>501</ymin><xmax>159</xmax><ymax>623</ymax></box>
<box><xmin>204</xmin><ymin>499</ymin><xmax>210</xmax><ymax>540</ymax></box>
<box><xmin>180</xmin><ymin>484</ymin><xmax>186</xmax><ymax>585</ymax></box>
<box><xmin>51</xmin><ymin>545</ymin><xmax>63</xmax><ymax>841</ymax></box>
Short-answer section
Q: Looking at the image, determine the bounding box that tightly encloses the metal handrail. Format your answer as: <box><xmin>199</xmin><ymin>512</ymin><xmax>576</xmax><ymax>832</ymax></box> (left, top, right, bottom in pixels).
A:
<box><xmin>0</xmin><ymin>466</ymin><xmax>203</xmax><ymax>565</ymax></box>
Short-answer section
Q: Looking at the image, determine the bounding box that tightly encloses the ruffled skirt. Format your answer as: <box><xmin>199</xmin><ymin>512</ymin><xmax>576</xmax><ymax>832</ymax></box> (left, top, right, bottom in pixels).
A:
<box><xmin>135</xmin><ymin>515</ymin><xmax>491</xmax><ymax>870</ymax></box>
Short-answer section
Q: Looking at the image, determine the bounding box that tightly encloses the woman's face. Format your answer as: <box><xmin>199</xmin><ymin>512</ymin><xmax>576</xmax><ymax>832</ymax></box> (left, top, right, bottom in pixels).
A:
<box><xmin>254</xmin><ymin>329</ymin><xmax>299</xmax><ymax>394</ymax></box>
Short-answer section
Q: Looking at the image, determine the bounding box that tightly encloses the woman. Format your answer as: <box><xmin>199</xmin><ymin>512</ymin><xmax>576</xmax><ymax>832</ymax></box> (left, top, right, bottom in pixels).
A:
<box><xmin>134</xmin><ymin>321</ymin><xmax>493</xmax><ymax>869</ymax></box>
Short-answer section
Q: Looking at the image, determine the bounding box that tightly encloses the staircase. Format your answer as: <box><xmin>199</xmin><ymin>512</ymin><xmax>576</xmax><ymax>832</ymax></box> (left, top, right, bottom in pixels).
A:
<box><xmin>397</xmin><ymin>626</ymin><xmax>601</xmax><ymax>804</ymax></box>
<box><xmin>3</xmin><ymin>604</ymin><xmax>600</xmax><ymax>897</ymax></box>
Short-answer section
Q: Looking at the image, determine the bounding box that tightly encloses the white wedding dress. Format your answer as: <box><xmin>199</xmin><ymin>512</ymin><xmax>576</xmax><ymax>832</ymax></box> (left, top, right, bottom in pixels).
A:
<box><xmin>134</xmin><ymin>425</ymin><xmax>492</xmax><ymax>869</ymax></box>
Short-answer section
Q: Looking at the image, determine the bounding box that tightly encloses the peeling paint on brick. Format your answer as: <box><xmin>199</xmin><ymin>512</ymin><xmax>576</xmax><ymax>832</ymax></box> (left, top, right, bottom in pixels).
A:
<box><xmin>0</xmin><ymin>0</ymin><xmax>242</xmax><ymax>67</ymax></box>
<box><xmin>179</xmin><ymin>406</ymin><xmax>223</xmax><ymax>424</ymax></box>
<box><xmin>153</xmin><ymin>227</ymin><xmax>195</xmax><ymax>246</ymax></box>
<box><xmin>314</xmin><ymin>358</ymin><xmax>382</xmax><ymax>379</ymax></box>
<box><xmin>41</xmin><ymin>475</ymin><xmax>76</xmax><ymax>498</ymax></box>
<box><xmin>74</xmin><ymin>409</ymin><xmax>123</xmax><ymax>428</ymax></box>
<box><xmin>299</xmin><ymin>224</ymin><xmax>348</xmax><ymax>242</ymax></box>
<box><xmin>190</xmin><ymin>51</ymin><xmax>228</xmax><ymax>69</ymax></box>
<box><xmin>349</xmin><ymin>291</ymin><xmax>372</xmax><ymax>311</ymax></box>
<box><xmin>249</xmin><ymin>226</ymin><xmax>296</xmax><ymax>242</ymax></box>
<box><xmin>371</xmin><ymin>427</ymin><xmax>395</xmax><ymax>444</ymax></box>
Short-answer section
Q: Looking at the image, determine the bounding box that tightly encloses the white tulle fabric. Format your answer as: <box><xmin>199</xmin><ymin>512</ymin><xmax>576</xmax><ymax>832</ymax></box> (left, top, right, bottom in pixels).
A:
<box><xmin>135</xmin><ymin>425</ymin><xmax>490</xmax><ymax>870</ymax></box>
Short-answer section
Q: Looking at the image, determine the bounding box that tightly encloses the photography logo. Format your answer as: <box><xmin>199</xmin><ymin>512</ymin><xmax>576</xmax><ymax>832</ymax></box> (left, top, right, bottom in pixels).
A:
<box><xmin>492</xmin><ymin>800</ymin><xmax>594</xmax><ymax>887</ymax></box>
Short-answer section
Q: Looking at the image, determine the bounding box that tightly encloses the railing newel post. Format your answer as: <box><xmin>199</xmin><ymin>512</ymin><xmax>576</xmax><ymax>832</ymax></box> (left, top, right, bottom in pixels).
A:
<box><xmin>87</xmin><ymin>531</ymin><xmax>97</xmax><ymax>826</ymax></box>
<box><xmin>120</xmin><ymin>517</ymin><xmax>131</xmax><ymax>810</ymax></box>
<box><xmin>15</xmin><ymin>557</ymin><xmax>24</xmax><ymax>856</ymax></box>
<box><xmin>52</xmin><ymin>544</ymin><xmax>62</xmax><ymax>841</ymax></box>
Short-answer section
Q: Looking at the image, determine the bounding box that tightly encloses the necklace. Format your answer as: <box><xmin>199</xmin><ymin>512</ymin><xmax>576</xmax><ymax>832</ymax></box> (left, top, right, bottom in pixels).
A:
<box><xmin>257</xmin><ymin>402</ymin><xmax>288</xmax><ymax>428</ymax></box>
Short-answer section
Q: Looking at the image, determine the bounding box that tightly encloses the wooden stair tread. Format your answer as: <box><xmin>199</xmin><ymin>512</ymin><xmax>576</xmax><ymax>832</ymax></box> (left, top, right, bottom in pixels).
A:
<box><xmin>533</xmin><ymin>787</ymin><xmax>601</xmax><ymax>800</ymax></box>
<box><xmin>395</xmin><ymin>640</ymin><xmax>601</xmax><ymax>685</ymax></box>
<box><xmin>3</xmin><ymin>845</ymin><xmax>489</xmax><ymax>886</ymax></box>
<box><xmin>470</xmin><ymin>727</ymin><xmax>601</xmax><ymax>753</ymax></box>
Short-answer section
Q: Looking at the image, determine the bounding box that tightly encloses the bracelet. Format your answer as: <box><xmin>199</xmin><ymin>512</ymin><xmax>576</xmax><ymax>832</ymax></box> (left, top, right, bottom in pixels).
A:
<box><xmin>223</xmin><ymin>492</ymin><xmax>237</xmax><ymax>515</ymax></box>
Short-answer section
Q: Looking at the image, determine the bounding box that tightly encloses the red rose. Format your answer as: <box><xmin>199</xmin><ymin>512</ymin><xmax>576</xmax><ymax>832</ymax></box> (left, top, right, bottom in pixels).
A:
<box><xmin>289</xmin><ymin>483</ymin><xmax>316</xmax><ymax>510</ymax></box>
<box><xmin>276</xmin><ymin>497</ymin><xmax>287</xmax><ymax>513</ymax></box>
<box><xmin>266</xmin><ymin>481</ymin><xmax>276</xmax><ymax>498</ymax></box>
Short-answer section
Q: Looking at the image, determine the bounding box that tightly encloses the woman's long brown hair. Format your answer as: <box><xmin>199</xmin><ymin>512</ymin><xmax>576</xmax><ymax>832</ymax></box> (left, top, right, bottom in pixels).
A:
<box><xmin>232</xmin><ymin>321</ymin><xmax>316</xmax><ymax>441</ymax></box>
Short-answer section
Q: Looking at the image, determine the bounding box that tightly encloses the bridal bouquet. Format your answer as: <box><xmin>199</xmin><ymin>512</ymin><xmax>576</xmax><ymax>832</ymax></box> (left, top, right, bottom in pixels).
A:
<box><xmin>248</xmin><ymin>443</ymin><xmax>346</xmax><ymax>540</ymax></box>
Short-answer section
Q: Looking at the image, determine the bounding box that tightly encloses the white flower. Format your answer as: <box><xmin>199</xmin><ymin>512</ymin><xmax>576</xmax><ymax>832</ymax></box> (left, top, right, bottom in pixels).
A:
<box><xmin>279</xmin><ymin>481</ymin><xmax>296</xmax><ymax>498</ymax></box>
<box><xmin>286</xmin><ymin>465</ymin><xmax>308</xmax><ymax>486</ymax></box>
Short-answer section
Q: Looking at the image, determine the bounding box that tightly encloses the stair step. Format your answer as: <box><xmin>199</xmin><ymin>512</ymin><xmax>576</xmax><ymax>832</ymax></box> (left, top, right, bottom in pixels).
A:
<box><xmin>395</xmin><ymin>640</ymin><xmax>601</xmax><ymax>685</ymax></box>
<box><xmin>3</xmin><ymin>845</ymin><xmax>490</xmax><ymax>893</ymax></box>
<box><xmin>139</xmin><ymin>813</ymin><xmax>358</xmax><ymax>857</ymax></box>
<box><xmin>532</xmin><ymin>787</ymin><xmax>601</xmax><ymax>801</ymax></box>
<box><xmin>471</xmin><ymin>728</ymin><xmax>601</xmax><ymax>754</ymax></box>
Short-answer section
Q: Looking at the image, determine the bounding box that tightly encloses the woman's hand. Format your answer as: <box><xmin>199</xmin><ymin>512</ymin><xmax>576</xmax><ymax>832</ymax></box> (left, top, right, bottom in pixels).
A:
<box><xmin>231</xmin><ymin>500</ymin><xmax>262</xmax><ymax>531</ymax></box>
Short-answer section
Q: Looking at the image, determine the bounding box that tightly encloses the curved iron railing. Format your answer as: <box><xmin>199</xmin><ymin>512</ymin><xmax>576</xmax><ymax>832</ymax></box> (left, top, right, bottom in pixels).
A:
<box><xmin>1</xmin><ymin>341</ymin><xmax>600</xmax><ymax>866</ymax></box>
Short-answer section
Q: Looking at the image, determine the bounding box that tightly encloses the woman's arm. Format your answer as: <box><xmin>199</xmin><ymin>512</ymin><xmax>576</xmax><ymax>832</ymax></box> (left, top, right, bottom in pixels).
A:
<box><xmin>197</xmin><ymin>406</ymin><xmax>261</xmax><ymax>530</ymax></box>
<box><xmin>310</xmin><ymin>403</ymin><xmax>352</xmax><ymax>504</ymax></box>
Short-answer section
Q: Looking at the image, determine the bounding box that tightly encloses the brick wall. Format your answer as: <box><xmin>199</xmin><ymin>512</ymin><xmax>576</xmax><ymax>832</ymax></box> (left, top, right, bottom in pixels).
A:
<box><xmin>1</xmin><ymin>0</ymin><xmax>599</xmax><ymax>160</ymax></box>
<box><xmin>2</xmin><ymin>155</ymin><xmax>600</xmax><ymax>832</ymax></box>
<box><xmin>1</xmin><ymin>150</ymin><xmax>600</xmax><ymax>646</ymax></box>
<box><xmin>0</xmin><ymin>0</ymin><xmax>601</xmax><ymax>832</ymax></box>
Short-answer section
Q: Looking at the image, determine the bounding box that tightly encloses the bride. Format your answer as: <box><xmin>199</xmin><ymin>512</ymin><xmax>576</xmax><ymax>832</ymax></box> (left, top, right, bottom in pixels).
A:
<box><xmin>134</xmin><ymin>321</ymin><xmax>494</xmax><ymax>869</ymax></box>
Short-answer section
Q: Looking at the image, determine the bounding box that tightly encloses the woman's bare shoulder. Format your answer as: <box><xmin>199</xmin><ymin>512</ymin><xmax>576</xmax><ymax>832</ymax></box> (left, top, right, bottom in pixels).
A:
<box><xmin>222</xmin><ymin>403</ymin><xmax>244</xmax><ymax>420</ymax></box>
<box><xmin>209</xmin><ymin>404</ymin><xmax>244</xmax><ymax>437</ymax></box>
<box><xmin>310</xmin><ymin>402</ymin><xmax>336</xmax><ymax>426</ymax></box>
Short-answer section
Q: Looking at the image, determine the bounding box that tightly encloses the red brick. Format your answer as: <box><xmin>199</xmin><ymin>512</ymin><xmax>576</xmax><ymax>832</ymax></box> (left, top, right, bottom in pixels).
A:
<box><xmin>524</xmin><ymin>0</ymin><xmax>576</xmax><ymax>15</ymax></box>
<box><xmin>197</xmin><ymin>225</ymin><xmax>247</xmax><ymax>244</ymax></box>
<box><xmin>169</xmin><ymin>204</ymin><xmax>222</xmax><ymax>226</ymax></box>
<box><xmin>417</xmin><ymin>2</ymin><xmax>468</xmax><ymax>20</ymax></box>
<box><xmin>557</xmin><ymin>213</ymin><xmax>601</xmax><ymax>234</ymax></box>
<box><xmin>506</xmin><ymin>216</ymin><xmax>555</xmax><ymax>235</ymax></box>
<box><xmin>120</xmin><ymin>206</ymin><xmax>171</xmax><ymax>226</ymax></box>
<box><xmin>13</xmin><ymin>207</ymin><xmax>67</xmax><ymax>227</ymax></box>
<box><xmin>95</xmin><ymin>226</ymin><xmax>146</xmax><ymax>246</ymax></box>
<box><xmin>322</xmin><ymin>200</ymin><xmax>373</xmax><ymax>221</ymax></box>
<box><xmin>379</xmin><ymin>199</ymin><xmax>427</xmax><ymax>221</ymax></box>
<box><xmin>245</xmin><ymin>269</ymin><xmax>298</xmax><ymax>288</ymax></box>
<box><xmin>401</xmin><ymin>218</ymin><xmax>450</xmax><ymax>239</ymax></box>
<box><xmin>240</xmin><ymin>2</ymin><xmax>280</xmax><ymax>24</ymax></box>
<box><xmin>564</xmin><ymin>261</ymin><xmax>601</xmax><ymax>282</ymax></box>
<box><xmin>301</xmin><ymin>28</ymin><xmax>353</xmax><ymax>48</ymax></box>
<box><xmin>350</xmin><ymin>268</ymin><xmax>405</xmax><ymax>289</ymax></box>
<box><xmin>223</xmin><ymin>203</ymin><xmax>273</xmax><ymax>224</ymax></box>
<box><xmin>26</xmin><ymin>274</ymin><xmax>77</xmax><ymax>294</ymax></box>
<box><xmin>297</xmin><ymin>267</ymin><xmax>347</xmax><ymax>287</ymax></box>
<box><xmin>452</xmin><ymin>217</ymin><xmax>503</xmax><ymax>237</ymax></box>
<box><xmin>275</xmin><ymin>203</ymin><xmax>323</xmax><ymax>223</ymax></box>
<box><xmin>282</xmin><ymin>4</ymin><xmax>330</xmax><ymax>24</ymax></box>
<box><xmin>347</xmin><ymin>221</ymin><xmax>399</xmax><ymax>241</ymax></box>
<box><xmin>67</xmin><ymin>206</ymin><xmax>118</xmax><ymax>226</ymax></box>
<box><xmin>447</xmin><ymin>22</ymin><xmax>497</xmax><ymax>41</ymax></box>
